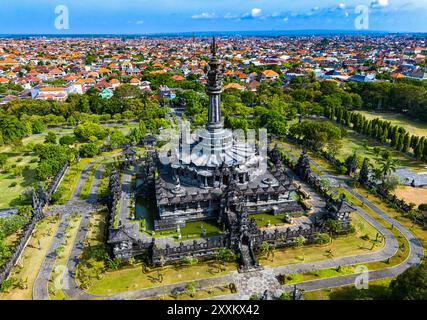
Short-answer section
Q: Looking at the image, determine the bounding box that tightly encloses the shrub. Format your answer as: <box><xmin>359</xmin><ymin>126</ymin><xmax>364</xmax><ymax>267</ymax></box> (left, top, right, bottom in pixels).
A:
<box><xmin>9</xmin><ymin>182</ymin><xmax>17</xmax><ymax>188</ymax></box>
<box><xmin>80</xmin><ymin>143</ymin><xmax>100</xmax><ymax>158</ymax></box>
<box><xmin>418</xmin><ymin>204</ymin><xmax>427</xmax><ymax>212</ymax></box>
<box><xmin>59</xmin><ymin>135</ymin><xmax>76</xmax><ymax>146</ymax></box>
<box><xmin>0</xmin><ymin>278</ymin><xmax>15</xmax><ymax>293</ymax></box>
<box><xmin>279</xmin><ymin>291</ymin><xmax>292</xmax><ymax>300</ymax></box>
<box><xmin>315</xmin><ymin>232</ymin><xmax>331</xmax><ymax>244</ymax></box>
<box><xmin>50</xmin><ymin>190</ymin><xmax>64</xmax><ymax>204</ymax></box>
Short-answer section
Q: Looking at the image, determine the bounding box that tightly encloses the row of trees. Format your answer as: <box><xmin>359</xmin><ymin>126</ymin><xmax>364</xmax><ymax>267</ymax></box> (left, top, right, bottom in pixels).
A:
<box><xmin>348</xmin><ymin>81</ymin><xmax>427</xmax><ymax>122</ymax></box>
<box><xmin>0</xmin><ymin>209</ymin><xmax>31</xmax><ymax>266</ymax></box>
<box><xmin>325</xmin><ymin>105</ymin><xmax>427</xmax><ymax>161</ymax></box>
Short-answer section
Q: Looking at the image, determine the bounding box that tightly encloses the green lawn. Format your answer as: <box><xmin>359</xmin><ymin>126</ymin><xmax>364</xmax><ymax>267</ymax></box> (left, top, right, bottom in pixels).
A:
<box><xmin>54</xmin><ymin>157</ymin><xmax>94</xmax><ymax>204</ymax></box>
<box><xmin>0</xmin><ymin>136</ymin><xmax>46</xmax><ymax>208</ymax></box>
<box><xmin>355</xmin><ymin>111</ymin><xmax>427</xmax><ymax>138</ymax></box>
<box><xmin>142</xmin><ymin>218</ymin><xmax>224</xmax><ymax>240</ymax></box>
<box><xmin>79</xmin><ymin>158</ymin><xmax>113</xmax><ymax>200</ymax></box>
<box><xmin>49</xmin><ymin>214</ymin><xmax>82</xmax><ymax>300</ymax></box>
<box><xmin>85</xmin><ymin>261</ymin><xmax>237</xmax><ymax>295</ymax></box>
<box><xmin>304</xmin><ymin>278</ymin><xmax>393</xmax><ymax>300</ymax></box>
<box><xmin>179</xmin><ymin>220</ymin><xmax>223</xmax><ymax>238</ymax></box>
<box><xmin>338</xmin><ymin>129</ymin><xmax>426</xmax><ymax>172</ymax></box>
<box><xmin>259</xmin><ymin>210</ymin><xmax>384</xmax><ymax>268</ymax></box>
<box><xmin>249</xmin><ymin>213</ymin><xmax>290</xmax><ymax>228</ymax></box>
<box><xmin>78</xmin><ymin>163</ymin><xmax>99</xmax><ymax>200</ymax></box>
<box><xmin>0</xmin><ymin>216</ymin><xmax>60</xmax><ymax>300</ymax></box>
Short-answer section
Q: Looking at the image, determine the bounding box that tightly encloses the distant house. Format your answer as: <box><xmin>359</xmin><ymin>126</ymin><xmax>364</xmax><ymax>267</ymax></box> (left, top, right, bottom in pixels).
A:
<box><xmin>224</xmin><ymin>83</ymin><xmax>245</xmax><ymax>91</ymax></box>
<box><xmin>130</xmin><ymin>78</ymin><xmax>141</xmax><ymax>86</ymax></box>
<box><xmin>0</xmin><ymin>77</ymin><xmax>9</xmax><ymax>84</ymax></box>
<box><xmin>0</xmin><ymin>59</ymin><xmax>19</xmax><ymax>67</ymax></box>
<box><xmin>159</xmin><ymin>85</ymin><xmax>176</xmax><ymax>100</ymax></box>
<box><xmin>406</xmin><ymin>67</ymin><xmax>427</xmax><ymax>80</ymax></box>
<box><xmin>99</xmin><ymin>88</ymin><xmax>114</xmax><ymax>100</ymax></box>
<box><xmin>140</xmin><ymin>81</ymin><xmax>151</xmax><ymax>92</ymax></box>
<box><xmin>172</xmin><ymin>75</ymin><xmax>185</xmax><ymax>81</ymax></box>
<box><xmin>348</xmin><ymin>74</ymin><xmax>376</xmax><ymax>82</ymax></box>
<box><xmin>246</xmin><ymin>80</ymin><xmax>260</xmax><ymax>92</ymax></box>
<box><xmin>260</xmin><ymin>70</ymin><xmax>279</xmax><ymax>81</ymax></box>
<box><xmin>33</xmin><ymin>86</ymin><xmax>68</xmax><ymax>101</ymax></box>
<box><xmin>109</xmin><ymin>78</ymin><xmax>121</xmax><ymax>89</ymax></box>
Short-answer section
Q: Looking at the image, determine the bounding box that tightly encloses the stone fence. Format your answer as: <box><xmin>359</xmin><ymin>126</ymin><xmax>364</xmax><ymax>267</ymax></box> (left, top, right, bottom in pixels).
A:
<box><xmin>152</xmin><ymin>236</ymin><xmax>229</xmax><ymax>264</ymax></box>
<box><xmin>286</xmin><ymin>135</ymin><xmax>422</xmax><ymax>225</ymax></box>
<box><xmin>0</xmin><ymin>212</ymin><xmax>40</xmax><ymax>285</ymax></box>
<box><xmin>106</xmin><ymin>168</ymin><xmax>121</xmax><ymax>232</ymax></box>
<box><xmin>254</xmin><ymin>224</ymin><xmax>323</xmax><ymax>249</ymax></box>
<box><xmin>46</xmin><ymin>162</ymin><xmax>69</xmax><ymax>200</ymax></box>
<box><xmin>0</xmin><ymin>161</ymin><xmax>69</xmax><ymax>285</ymax></box>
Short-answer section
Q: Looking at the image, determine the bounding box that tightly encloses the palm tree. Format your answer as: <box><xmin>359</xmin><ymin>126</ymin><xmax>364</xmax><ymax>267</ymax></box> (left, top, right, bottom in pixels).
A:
<box><xmin>379</xmin><ymin>152</ymin><xmax>399</xmax><ymax>180</ymax></box>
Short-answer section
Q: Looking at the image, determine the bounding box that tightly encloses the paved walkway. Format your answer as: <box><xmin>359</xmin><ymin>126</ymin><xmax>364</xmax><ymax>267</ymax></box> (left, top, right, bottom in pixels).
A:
<box><xmin>63</xmin><ymin>162</ymin><xmax>110</xmax><ymax>300</ymax></box>
<box><xmin>33</xmin><ymin>144</ymin><xmax>424</xmax><ymax>300</ymax></box>
<box><xmin>32</xmin><ymin>156</ymin><xmax>114</xmax><ymax>300</ymax></box>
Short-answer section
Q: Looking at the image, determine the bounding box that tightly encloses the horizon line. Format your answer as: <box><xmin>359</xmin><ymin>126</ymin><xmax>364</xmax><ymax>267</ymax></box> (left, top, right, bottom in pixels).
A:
<box><xmin>0</xmin><ymin>29</ymin><xmax>426</xmax><ymax>37</ymax></box>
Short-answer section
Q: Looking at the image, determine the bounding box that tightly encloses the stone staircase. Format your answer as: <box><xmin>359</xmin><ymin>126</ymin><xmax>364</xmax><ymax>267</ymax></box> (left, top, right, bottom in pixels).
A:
<box><xmin>238</xmin><ymin>241</ymin><xmax>262</xmax><ymax>273</ymax></box>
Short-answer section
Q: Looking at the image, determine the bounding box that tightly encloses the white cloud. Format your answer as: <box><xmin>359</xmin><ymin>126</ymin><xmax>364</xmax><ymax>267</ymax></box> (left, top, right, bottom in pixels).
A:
<box><xmin>191</xmin><ymin>12</ymin><xmax>216</xmax><ymax>20</ymax></box>
<box><xmin>251</xmin><ymin>8</ymin><xmax>262</xmax><ymax>18</ymax></box>
<box><xmin>371</xmin><ymin>0</ymin><xmax>390</xmax><ymax>8</ymax></box>
<box><xmin>338</xmin><ymin>3</ymin><xmax>346</xmax><ymax>10</ymax></box>
<box><xmin>136</xmin><ymin>20</ymin><xmax>144</xmax><ymax>25</ymax></box>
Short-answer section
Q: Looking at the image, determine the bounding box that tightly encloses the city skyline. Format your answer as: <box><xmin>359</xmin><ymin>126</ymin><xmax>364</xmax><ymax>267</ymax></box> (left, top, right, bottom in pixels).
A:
<box><xmin>1</xmin><ymin>0</ymin><xmax>426</xmax><ymax>34</ymax></box>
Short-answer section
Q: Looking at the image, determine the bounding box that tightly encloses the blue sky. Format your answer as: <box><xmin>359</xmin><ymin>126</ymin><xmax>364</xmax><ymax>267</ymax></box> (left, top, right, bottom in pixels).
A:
<box><xmin>0</xmin><ymin>0</ymin><xmax>426</xmax><ymax>34</ymax></box>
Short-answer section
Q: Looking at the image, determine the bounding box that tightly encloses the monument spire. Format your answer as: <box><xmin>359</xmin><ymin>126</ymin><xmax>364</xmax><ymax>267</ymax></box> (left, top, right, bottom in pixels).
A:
<box><xmin>207</xmin><ymin>36</ymin><xmax>223</xmax><ymax>131</ymax></box>
<box><xmin>211</xmin><ymin>35</ymin><xmax>217</xmax><ymax>57</ymax></box>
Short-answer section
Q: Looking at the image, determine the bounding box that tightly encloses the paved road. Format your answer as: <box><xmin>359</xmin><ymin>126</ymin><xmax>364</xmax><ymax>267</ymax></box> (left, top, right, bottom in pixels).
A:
<box><xmin>33</xmin><ymin>143</ymin><xmax>424</xmax><ymax>300</ymax></box>
<box><xmin>32</xmin><ymin>157</ymin><xmax>114</xmax><ymax>300</ymax></box>
<box><xmin>62</xmin><ymin>162</ymin><xmax>111</xmax><ymax>300</ymax></box>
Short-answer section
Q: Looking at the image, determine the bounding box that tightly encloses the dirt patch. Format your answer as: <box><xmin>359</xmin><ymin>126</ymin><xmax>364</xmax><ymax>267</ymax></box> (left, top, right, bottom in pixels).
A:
<box><xmin>394</xmin><ymin>186</ymin><xmax>427</xmax><ymax>206</ymax></box>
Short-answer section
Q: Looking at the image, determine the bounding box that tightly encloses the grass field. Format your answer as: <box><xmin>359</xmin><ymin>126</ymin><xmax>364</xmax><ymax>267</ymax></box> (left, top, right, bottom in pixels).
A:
<box><xmin>85</xmin><ymin>261</ymin><xmax>237</xmax><ymax>295</ymax></box>
<box><xmin>355</xmin><ymin>111</ymin><xmax>427</xmax><ymax>138</ymax></box>
<box><xmin>49</xmin><ymin>214</ymin><xmax>82</xmax><ymax>300</ymax></box>
<box><xmin>0</xmin><ymin>216</ymin><xmax>60</xmax><ymax>300</ymax></box>
<box><xmin>78</xmin><ymin>161</ymin><xmax>108</xmax><ymax>200</ymax></box>
<box><xmin>338</xmin><ymin>129</ymin><xmax>426</xmax><ymax>172</ymax></box>
<box><xmin>289</xmin><ymin>117</ymin><xmax>426</xmax><ymax>172</ymax></box>
<box><xmin>152</xmin><ymin>282</ymin><xmax>234</xmax><ymax>300</ymax></box>
<box><xmin>0</xmin><ymin>136</ymin><xmax>46</xmax><ymax>208</ymax></box>
<box><xmin>275</xmin><ymin>187</ymin><xmax>411</xmax><ymax>289</ymax></box>
<box><xmin>249</xmin><ymin>213</ymin><xmax>290</xmax><ymax>227</ymax></box>
<box><xmin>304</xmin><ymin>278</ymin><xmax>393</xmax><ymax>300</ymax></box>
<box><xmin>354</xmin><ymin>187</ymin><xmax>427</xmax><ymax>256</ymax></box>
<box><xmin>394</xmin><ymin>186</ymin><xmax>427</xmax><ymax>206</ymax></box>
<box><xmin>54</xmin><ymin>158</ymin><xmax>94</xmax><ymax>204</ymax></box>
<box><xmin>259</xmin><ymin>211</ymin><xmax>383</xmax><ymax>268</ymax></box>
